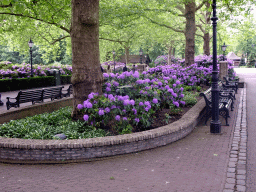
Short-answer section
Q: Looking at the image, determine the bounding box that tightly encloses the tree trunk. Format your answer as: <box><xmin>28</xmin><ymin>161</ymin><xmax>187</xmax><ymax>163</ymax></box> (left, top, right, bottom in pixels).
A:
<box><xmin>168</xmin><ymin>44</ymin><xmax>173</xmax><ymax>65</ymax></box>
<box><xmin>124</xmin><ymin>46</ymin><xmax>130</xmax><ymax>64</ymax></box>
<box><xmin>203</xmin><ymin>2</ymin><xmax>211</xmax><ymax>56</ymax></box>
<box><xmin>203</xmin><ymin>32</ymin><xmax>210</xmax><ymax>56</ymax></box>
<box><xmin>184</xmin><ymin>1</ymin><xmax>196</xmax><ymax>66</ymax></box>
<box><xmin>71</xmin><ymin>0</ymin><xmax>103</xmax><ymax>120</ymax></box>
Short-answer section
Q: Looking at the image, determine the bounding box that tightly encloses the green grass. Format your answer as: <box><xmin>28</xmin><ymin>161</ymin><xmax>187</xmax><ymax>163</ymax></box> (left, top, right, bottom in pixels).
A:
<box><xmin>0</xmin><ymin>106</ymin><xmax>110</xmax><ymax>140</ymax></box>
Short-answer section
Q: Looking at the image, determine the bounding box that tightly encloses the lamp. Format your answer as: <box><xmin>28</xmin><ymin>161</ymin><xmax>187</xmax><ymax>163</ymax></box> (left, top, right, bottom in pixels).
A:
<box><xmin>139</xmin><ymin>48</ymin><xmax>143</xmax><ymax>64</ymax></box>
<box><xmin>28</xmin><ymin>38</ymin><xmax>34</xmax><ymax>77</ymax></box>
<box><xmin>221</xmin><ymin>43</ymin><xmax>227</xmax><ymax>61</ymax></box>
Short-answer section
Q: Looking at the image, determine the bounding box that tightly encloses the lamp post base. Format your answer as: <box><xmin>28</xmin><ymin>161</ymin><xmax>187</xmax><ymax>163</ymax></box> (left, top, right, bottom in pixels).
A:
<box><xmin>210</xmin><ymin>120</ymin><xmax>221</xmax><ymax>133</ymax></box>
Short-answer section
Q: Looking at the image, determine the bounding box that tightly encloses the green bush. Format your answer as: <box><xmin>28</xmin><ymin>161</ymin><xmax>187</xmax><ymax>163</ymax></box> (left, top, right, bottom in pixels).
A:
<box><xmin>183</xmin><ymin>92</ymin><xmax>198</xmax><ymax>106</ymax></box>
<box><xmin>61</xmin><ymin>75</ymin><xmax>71</xmax><ymax>84</ymax></box>
<box><xmin>0</xmin><ymin>76</ymin><xmax>55</xmax><ymax>92</ymax></box>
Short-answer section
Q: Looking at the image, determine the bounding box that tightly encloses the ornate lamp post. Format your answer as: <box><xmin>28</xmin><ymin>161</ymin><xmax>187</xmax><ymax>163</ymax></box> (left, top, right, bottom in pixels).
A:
<box><xmin>221</xmin><ymin>43</ymin><xmax>227</xmax><ymax>61</ymax></box>
<box><xmin>28</xmin><ymin>38</ymin><xmax>34</xmax><ymax>77</ymax></box>
<box><xmin>112</xmin><ymin>50</ymin><xmax>116</xmax><ymax>73</ymax></box>
<box><xmin>210</xmin><ymin>0</ymin><xmax>221</xmax><ymax>133</ymax></box>
<box><xmin>139</xmin><ymin>48</ymin><xmax>143</xmax><ymax>64</ymax></box>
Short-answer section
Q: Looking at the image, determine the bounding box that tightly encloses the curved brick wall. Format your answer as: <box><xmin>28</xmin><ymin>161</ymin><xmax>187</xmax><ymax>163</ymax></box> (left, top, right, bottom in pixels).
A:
<box><xmin>0</xmin><ymin>99</ymin><xmax>205</xmax><ymax>164</ymax></box>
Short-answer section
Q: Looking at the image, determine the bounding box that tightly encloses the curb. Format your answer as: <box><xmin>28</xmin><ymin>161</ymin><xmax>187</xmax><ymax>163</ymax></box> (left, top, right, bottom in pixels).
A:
<box><xmin>0</xmin><ymin>99</ymin><xmax>205</xmax><ymax>164</ymax></box>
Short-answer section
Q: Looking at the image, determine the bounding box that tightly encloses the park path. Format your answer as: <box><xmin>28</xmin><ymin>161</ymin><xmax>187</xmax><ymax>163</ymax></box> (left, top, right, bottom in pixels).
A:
<box><xmin>234</xmin><ymin>68</ymin><xmax>256</xmax><ymax>192</ymax></box>
<box><xmin>0</xmin><ymin>72</ymin><xmax>246</xmax><ymax>192</ymax></box>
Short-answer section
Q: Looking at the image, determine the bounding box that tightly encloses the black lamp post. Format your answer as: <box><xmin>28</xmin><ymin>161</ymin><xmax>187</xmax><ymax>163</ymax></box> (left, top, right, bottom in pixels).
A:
<box><xmin>210</xmin><ymin>0</ymin><xmax>221</xmax><ymax>133</ymax></box>
<box><xmin>221</xmin><ymin>42</ymin><xmax>227</xmax><ymax>61</ymax></box>
<box><xmin>28</xmin><ymin>38</ymin><xmax>34</xmax><ymax>77</ymax></box>
<box><xmin>112</xmin><ymin>50</ymin><xmax>116</xmax><ymax>73</ymax></box>
<box><xmin>139</xmin><ymin>48</ymin><xmax>143</xmax><ymax>64</ymax></box>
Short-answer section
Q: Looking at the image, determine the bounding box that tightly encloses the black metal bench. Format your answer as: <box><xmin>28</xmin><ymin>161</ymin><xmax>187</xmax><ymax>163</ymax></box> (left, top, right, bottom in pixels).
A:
<box><xmin>6</xmin><ymin>86</ymin><xmax>64</xmax><ymax>110</ymax></box>
<box><xmin>6</xmin><ymin>89</ymin><xmax>44</xmax><ymax>110</ymax></box>
<box><xmin>223</xmin><ymin>77</ymin><xmax>238</xmax><ymax>93</ymax></box>
<box><xmin>61</xmin><ymin>85</ymin><xmax>73</xmax><ymax>98</ymax></box>
<box><xmin>42</xmin><ymin>86</ymin><xmax>64</xmax><ymax>102</ymax></box>
<box><xmin>200</xmin><ymin>87</ymin><xmax>233</xmax><ymax>126</ymax></box>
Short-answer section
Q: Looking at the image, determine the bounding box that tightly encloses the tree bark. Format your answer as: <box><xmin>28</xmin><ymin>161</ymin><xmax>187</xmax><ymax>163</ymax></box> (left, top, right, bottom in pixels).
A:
<box><xmin>184</xmin><ymin>1</ymin><xmax>196</xmax><ymax>66</ymax></box>
<box><xmin>71</xmin><ymin>0</ymin><xmax>103</xmax><ymax>120</ymax></box>
<box><xmin>168</xmin><ymin>44</ymin><xmax>173</xmax><ymax>65</ymax></box>
<box><xmin>124</xmin><ymin>46</ymin><xmax>130</xmax><ymax>64</ymax></box>
<box><xmin>203</xmin><ymin>32</ymin><xmax>210</xmax><ymax>56</ymax></box>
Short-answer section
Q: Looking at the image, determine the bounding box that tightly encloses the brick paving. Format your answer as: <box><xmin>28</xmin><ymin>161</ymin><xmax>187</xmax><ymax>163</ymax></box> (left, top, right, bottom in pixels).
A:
<box><xmin>0</xmin><ymin>86</ymin><xmax>243</xmax><ymax>191</ymax></box>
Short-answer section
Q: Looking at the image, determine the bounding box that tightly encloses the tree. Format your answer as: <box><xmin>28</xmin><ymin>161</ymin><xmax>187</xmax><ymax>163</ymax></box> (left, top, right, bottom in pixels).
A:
<box><xmin>70</xmin><ymin>0</ymin><xmax>103</xmax><ymax>120</ymax></box>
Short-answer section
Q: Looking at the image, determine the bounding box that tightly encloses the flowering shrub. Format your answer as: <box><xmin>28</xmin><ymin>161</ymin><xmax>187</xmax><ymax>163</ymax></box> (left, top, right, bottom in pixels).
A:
<box><xmin>154</xmin><ymin>55</ymin><xmax>181</xmax><ymax>66</ymax></box>
<box><xmin>0</xmin><ymin>63</ymin><xmax>72</xmax><ymax>79</ymax></box>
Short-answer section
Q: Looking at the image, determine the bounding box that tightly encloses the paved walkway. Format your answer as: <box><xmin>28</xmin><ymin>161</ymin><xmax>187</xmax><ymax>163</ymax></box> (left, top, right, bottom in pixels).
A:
<box><xmin>0</xmin><ymin>70</ymin><xmax>252</xmax><ymax>192</ymax></box>
<box><xmin>0</xmin><ymin>84</ymin><xmax>71</xmax><ymax>113</ymax></box>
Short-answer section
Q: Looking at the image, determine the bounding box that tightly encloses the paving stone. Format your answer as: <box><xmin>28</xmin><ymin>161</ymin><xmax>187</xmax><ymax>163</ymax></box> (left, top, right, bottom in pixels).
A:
<box><xmin>237</xmin><ymin>179</ymin><xmax>246</xmax><ymax>185</ymax></box>
<box><xmin>238</xmin><ymin>156</ymin><xmax>246</xmax><ymax>160</ymax></box>
<box><xmin>227</xmin><ymin>172</ymin><xmax>235</xmax><ymax>178</ymax></box>
<box><xmin>231</xmin><ymin>151</ymin><xmax>238</xmax><ymax>154</ymax></box>
<box><xmin>240</xmin><ymin>149</ymin><xmax>246</xmax><ymax>153</ymax></box>
<box><xmin>224</xmin><ymin>190</ymin><xmax>234</xmax><ymax>192</ymax></box>
<box><xmin>230</xmin><ymin>154</ymin><xmax>237</xmax><ymax>158</ymax></box>
<box><xmin>237</xmin><ymin>170</ymin><xmax>246</xmax><ymax>175</ymax></box>
<box><xmin>232</xmin><ymin>147</ymin><xmax>239</xmax><ymax>151</ymax></box>
<box><xmin>229</xmin><ymin>162</ymin><xmax>236</xmax><ymax>168</ymax></box>
<box><xmin>237</xmin><ymin>175</ymin><xmax>246</xmax><ymax>180</ymax></box>
<box><xmin>229</xmin><ymin>158</ymin><xmax>238</xmax><ymax>162</ymax></box>
<box><xmin>237</xmin><ymin>164</ymin><xmax>246</xmax><ymax>170</ymax></box>
<box><xmin>226</xmin><ymin>178</ymin><xmax>236</xmax><ymax>184</ymax></box>
<box><xmin>236</xmin><ymin>185</ymin><xmax>246</xmax><ymax>192</ymax></box>
<box><xmin>225</xmin><ymin>183</ymin><xmax>235</xmax><ymax>190</ymax></box>
<box><xmin>238</xmin><ymin>160</ymin><xmax>246</xmax><ymax>164</ymax></box>
<box><xmin>239</xmin><ymin>153</ymin><xmax>246</xmax><ymax>157</ymax></box>
<box><xmin>228</xmin><ymin>168</ymin><xmax>236</xmax><ymax>173</ymax></box>
<box><xmin>223</xmin><ymin>189</ymin><xmax>234</xmax><ymax>192</ymax></box>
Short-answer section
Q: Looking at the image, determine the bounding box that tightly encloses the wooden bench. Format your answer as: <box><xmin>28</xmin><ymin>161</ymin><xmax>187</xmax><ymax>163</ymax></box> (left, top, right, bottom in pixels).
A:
<box><xmin>6</xmin><ymin>86</ymin><xmax>64</xmax><ymax>110</ymax></box>
<box><xmin>200</xmin><ymin>87</ymin><xmax>233</xmax><ymax>126</ymax></box>
<box><xmin>61</xmin><ymin>85</ymin><xmax>73</xmax><ymax>98</ymax></box>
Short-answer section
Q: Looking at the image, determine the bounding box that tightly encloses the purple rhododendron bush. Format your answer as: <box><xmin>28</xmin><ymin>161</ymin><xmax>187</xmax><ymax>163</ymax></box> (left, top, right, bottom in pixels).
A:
<box><xmin>0</xmin><ymin>61</ymin><xmax>72</xmax><ymax>79</ymax></box>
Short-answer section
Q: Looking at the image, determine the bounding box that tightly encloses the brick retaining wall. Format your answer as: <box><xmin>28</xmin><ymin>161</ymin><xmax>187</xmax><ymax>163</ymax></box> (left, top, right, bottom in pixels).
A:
<box><xmin>0</xmin><ymin>99</ymin><xmax>205</xmax><ymax>164</ymax></box>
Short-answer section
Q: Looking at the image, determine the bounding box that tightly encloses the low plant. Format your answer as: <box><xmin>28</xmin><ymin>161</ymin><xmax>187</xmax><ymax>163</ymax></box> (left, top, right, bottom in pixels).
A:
<box><xmin>0</xmin><ymin>107</ymin><xmax>110</xmax><ymax>139</ymax></box>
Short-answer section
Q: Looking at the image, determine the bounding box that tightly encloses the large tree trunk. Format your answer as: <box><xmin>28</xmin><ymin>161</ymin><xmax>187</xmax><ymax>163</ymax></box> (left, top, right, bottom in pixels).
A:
<box><xmin>184</xmin><ymin>1</ymin><xmax>196</xmax><ymax>66</ymax></box>
<box><xmin>71</xmin><ymin>0</ymin><xmax>103</xmax><ymax>120</ymax></box>
<box><xmin>124</xmin><ymin>46</ymin><xmax>130</xmax><ymax>64</ymax></box>
<box><xmin>203</xmin><ymin>32</ymin><xmax>210</xmax><ymax>56</ymax></box>
<box><xmin>203</xmin><ymin>2</ymin><xmax>211</xmax><ymax>56</ymax></box>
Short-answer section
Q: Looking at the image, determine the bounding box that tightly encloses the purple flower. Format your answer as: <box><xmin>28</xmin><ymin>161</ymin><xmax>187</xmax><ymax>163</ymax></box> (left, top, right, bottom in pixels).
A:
<box><xmin>105</xmin><ymin>107</ymin><xmax>110</xmax><ymax>113</ymax></box>
<box><xmin>113</xmin><ymin>81</ymin><xmax>119</xmax><ymax>87</ymax></box>
<box><xmin>129</xmin><ymin>100</ymin><xmax>135</xmax><ymax>105</ymax></box>
<box><xmin>134</xmin><ymin>118</ymin><xmax>140</xmax><ymax>123</ymax></box>
<box><xmin>103</xmin><ymin>73</ymin><xmax>109</xmax><ymax>78</ymax></box>
<box><xmin>180</xmin><ymin>101</ymin><xmax>186</xmax><ymax>105</ymax></box>
<box><xmin>132</xmin><ymin>108</ymin><xmax>137</xmax><ymax>115</ymax></box>
<box><xmin>123</xmin><ymin>117</ymin><xmax>128</xmax><ymax>121</ymax></box>
<box><xmin>172</xmin><ymin>92</ymin><xmax>177</xmax><ymax>98</ymax></box>
<box><xmin>133</xmin><ymin>71</ymin><xmax>140</xmax><ymax>78</ymax></box>
<box><xmin>111</xmin><ymin>105</ymin><xmax>117</xmax><ymax>109</ymax></box>
<box><xmin>77</xmin><ymin>104</ymin><xmax>83</xmax><ymax>110</ymax></box>
<box><xmin>98</xmin><ymin>109</ymin><xmax>104</xmax><ymax>116</ymax></box>
<box><xmin>152</xmin><ymin>98</ymin><xmax>158</xmax><ymax>104</ymax></box>
<box><xmin>179</xmin><ymin>94</ymin><xmax>184</xmax><ymax>98</ymax></box>
<box><xmin>123</xmin><ymin>99</ymin><xmax>130</xmax><ymax>106</ymax></box>
<box><xmin>139</xmin><ymin>102</ymin><xmax>144</xmax><ymax>106</ymax></box>
<box><xmin>122</xmin><ymin>109</ymin><xmax>126</xmax><ymax>113</ymax></box>
<box><xmin>115</xmin><ymin>115</ymin><xmax>121</xmax><ymax>121</ymax></box>
<box><xmin>106</xmin><ymin>87</ymin><xmax>111</xmax><ymax>92</ymax></box>
<box><xmin>173</xmin><ymin>84</ymin><xmax>176</xmax><ymax>87</ymax></box>
<box><xmin>105</xmin><ymin>83</ymin><xmax>111</xmax><ymax>87</ymax></box>
<box><xmin>83</xmin><ymin>114</ymin><xmax>89</xmax><ymax>121</ymax></box>
<box><xmin>180</xmin><ymin>87</ymin><xmax>184</xmax><ymax>92</ymax></box>
<box><xmin>87</xmin><ymin>102</ymin><xmax>93</xmax><ymax>109</ymax></box>
<box><xmin>144</xmin><ymin>101</ymin><xmax>150</xmax><ymax>106</ymax></box>
<box><xmin>173</xmin><ymin>101</ymin><xmax>179</xmax><ymax>107</ymax></box>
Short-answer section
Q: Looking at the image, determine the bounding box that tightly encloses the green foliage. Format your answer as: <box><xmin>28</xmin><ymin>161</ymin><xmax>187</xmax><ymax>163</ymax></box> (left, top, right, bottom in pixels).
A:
<box><xmin>183</xmin><ymin>92</ymin><xmax>197</xmax><ymax>107</ymax></box>
<box><xmin>0</xmin><ymin>107</ymin><xmax>110</xmax><ymax>140</ymax></box>
<box><xmin>0</xmin><ymin>76</ymin><xmax>55</xmax><ymax>92</ymax></box>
